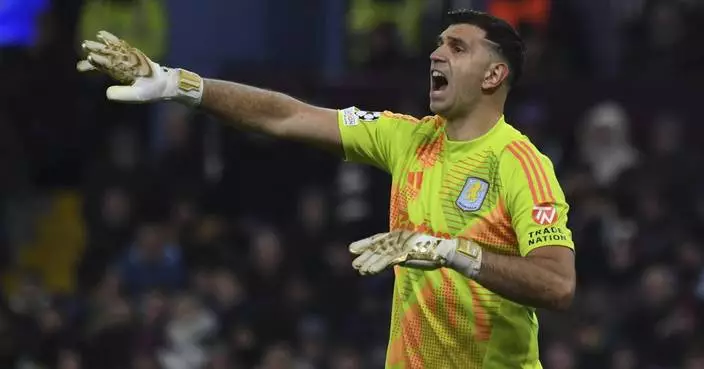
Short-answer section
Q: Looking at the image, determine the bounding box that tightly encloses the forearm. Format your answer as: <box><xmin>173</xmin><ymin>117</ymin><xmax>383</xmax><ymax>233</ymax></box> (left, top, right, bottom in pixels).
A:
<box><xmin>198</xmin><ymin>79</ymin><xmax>341</xmax><ymax>152</ymax></box>
<box><xmin>443</xmin><ymin>241</ymin><xmax>574</xmax><ymax>310</ymax></box>
<box><xmin>351</xmin><ymin>231</ymin><xmax>575</xmax><ymax>310</ymax></box>
<box><xmin>473</xmin><ymin>250</ymin><xmax>575</xmax><ymax>310</ymax></box>
<box><xmin>200</xmin><ymin>79</ymin><xmax>306</xmax><ymax>136</ymax></box>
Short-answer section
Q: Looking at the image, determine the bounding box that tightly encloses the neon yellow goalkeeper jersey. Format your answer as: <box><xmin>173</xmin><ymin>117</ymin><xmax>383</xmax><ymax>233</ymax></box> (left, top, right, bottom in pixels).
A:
<box><xmin>338</xmin><ymin>108</ymin><xmax>574</xmax><ymax>369</ymax></box>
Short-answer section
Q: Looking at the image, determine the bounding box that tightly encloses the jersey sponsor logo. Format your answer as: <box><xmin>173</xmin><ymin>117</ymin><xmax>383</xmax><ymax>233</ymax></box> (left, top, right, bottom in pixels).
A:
<box><xmin>456</xmin><ymin>177</ymin><xmax>489</xmax><ymax>212</ymax></box>
<box><xmin>532</xmin><ymin>204</ymin><xmax>557</xmax><ymax>225</ymax></box>
<box><xmin>528</xmin><ymin>226</ymin><xmax>568</xmax><ymax>246</ymax></box>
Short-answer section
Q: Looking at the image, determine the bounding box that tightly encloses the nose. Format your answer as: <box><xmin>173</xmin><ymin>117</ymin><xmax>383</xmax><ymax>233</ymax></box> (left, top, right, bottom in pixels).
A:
<box><xmin>430</xmin><ymin>47</ymin><xmax>447</xmax><ymax>64</ymax></box>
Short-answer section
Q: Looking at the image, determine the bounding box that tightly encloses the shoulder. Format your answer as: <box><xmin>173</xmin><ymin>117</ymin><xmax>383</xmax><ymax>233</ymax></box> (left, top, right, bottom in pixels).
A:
<box><xmin>495</xmin><ymin>124</ymin><xmax>559</xmax><ymax>197</ymax></box>
<box><xmin>495</xmin><ymin>123</ymin><xmax>553</xmax><ymax>170</ymax></box>
<box><xmin>340</xmin><ymin>107</ymin><xmax>428</xmax><ymax>125</ymax></box>
<box><xmin>378</xmin><ymin>111</ymin><xmax>442</xmax><ymax>135</ymax></box>
<box><xmin>342</xmin><ymin>107</ymin><xmax>442</xmax><ymax>135</ymax></box>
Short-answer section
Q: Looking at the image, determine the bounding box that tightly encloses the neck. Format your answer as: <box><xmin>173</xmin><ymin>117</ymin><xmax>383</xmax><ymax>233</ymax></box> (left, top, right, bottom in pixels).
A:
<box><xmin>445</xmin><ymin>99</ymin><xmax>504</xmax><ymax>141</ymax></box>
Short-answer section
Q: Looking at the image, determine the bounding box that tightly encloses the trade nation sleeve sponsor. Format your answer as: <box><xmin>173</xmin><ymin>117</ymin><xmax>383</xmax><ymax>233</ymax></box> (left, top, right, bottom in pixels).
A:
<box><xmin>500</xmin><ymin>140</ymin><xmax>574</xmax><ymax>256</ymax></box>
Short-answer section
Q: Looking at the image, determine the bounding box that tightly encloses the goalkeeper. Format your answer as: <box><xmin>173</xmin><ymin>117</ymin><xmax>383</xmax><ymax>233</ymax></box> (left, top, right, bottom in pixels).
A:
<box><xmin>78</xmin><ymin>9</ymin><xmax>575</xmax><ymax>368</ymax></box>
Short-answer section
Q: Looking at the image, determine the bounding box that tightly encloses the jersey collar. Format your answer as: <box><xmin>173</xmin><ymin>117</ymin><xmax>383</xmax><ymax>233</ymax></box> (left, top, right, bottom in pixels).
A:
<box><xmin>441</xmin><ymin>115</ymin><xmax>508</xmax><ymax>161</ymax></box>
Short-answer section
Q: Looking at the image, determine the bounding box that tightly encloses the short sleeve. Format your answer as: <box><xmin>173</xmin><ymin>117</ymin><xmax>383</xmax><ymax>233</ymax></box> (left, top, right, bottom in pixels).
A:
<box><xmin>501</xmin><ymin>141</ymin><xmax>574</xmax><ymax>256</ymax></box>
<box><xmin>337</xmin><ymin>107</ymin><xmax>418</xmax><ymax>173</ymax></box>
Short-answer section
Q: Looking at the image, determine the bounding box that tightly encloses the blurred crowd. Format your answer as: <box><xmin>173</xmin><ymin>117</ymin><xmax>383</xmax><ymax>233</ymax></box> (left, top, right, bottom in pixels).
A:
<box><xmin>2</xmin><ymin>0</ymin><xmax>704</xmax><ymax>368</ymax></box>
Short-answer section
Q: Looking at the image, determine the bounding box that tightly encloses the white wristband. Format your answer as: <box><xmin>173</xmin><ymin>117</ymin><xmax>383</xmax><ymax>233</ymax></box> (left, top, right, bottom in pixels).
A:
<box><xmin>438</xmin><ymin>239</ymin><xmax>483</xmax><ymax>278</ymax></box>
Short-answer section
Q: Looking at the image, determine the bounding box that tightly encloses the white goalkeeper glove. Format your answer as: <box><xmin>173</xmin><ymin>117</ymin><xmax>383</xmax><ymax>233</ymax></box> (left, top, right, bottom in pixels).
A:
<box><xmin>77</xmin><ymin>30</ymin><xmax>203</xmax><ymax>105</ymax></box>
<box><xmin>349</xmin><ymin>231</ymin><xmax>483</xmax><ymax>278</ymax></box>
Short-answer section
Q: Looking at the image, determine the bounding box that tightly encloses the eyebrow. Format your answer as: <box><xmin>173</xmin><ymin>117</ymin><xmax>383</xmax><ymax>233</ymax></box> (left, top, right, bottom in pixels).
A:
<box><xmin>437</xmin><ymin>35</ymin><xmax>469</xmax><ymax>48</ymax></box>
<box><xmin>438</xmin><ymin>34</ymin><xmax>501</xmax><ymax>52</ymax></box>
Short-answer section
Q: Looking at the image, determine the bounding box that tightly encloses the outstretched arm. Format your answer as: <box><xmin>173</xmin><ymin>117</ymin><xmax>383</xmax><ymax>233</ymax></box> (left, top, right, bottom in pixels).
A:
<box><xmin>200</xmin><ymin>79</ymin><xmax>341</xmax><ymax>153</ymax></box>
<box><xmin>77</xmin><ymin>31</ymin><xmax>343</xmax><ymax>154</ymax></box>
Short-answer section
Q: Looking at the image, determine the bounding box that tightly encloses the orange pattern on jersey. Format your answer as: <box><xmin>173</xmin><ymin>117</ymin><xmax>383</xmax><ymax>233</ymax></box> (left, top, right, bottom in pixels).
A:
<box><xmin>394</xmin><ymin>214</ymin><xmax>453</xmax><ymax>239</ymax></box>
<box><xmin>432</xmin><ymin>116</ymin><xmax>445</xmax><ymax>129</ymax></box>
<box><xmin>507</xmin><ymin>141</ymin><xmax>555</xmax><ymax>204</ymax></box>
<box><xmin>389</xmin><ymin>184</ymin><xmax>409</xmax><ymax>230</ymax></box>
<box><xmin>462</xmin><ymin>198</ymin><xmax>519</xmax><ymax>254</ymax></box>
<box><xmin>416</xmin><ymin>135</ymin><xmax>444</xmax><ymax>168</ymax></box>
<box><xmin>382</xmin><ymin>111</ymin><xmax>421</xmax><ymax>123</ymax></box>
<box><xmin>440</xmin><ymin>269</ymin><xmax>458</xmax><ymax>329</ymax></box>
<box><xmin>388</xmin><ymin>277</ymin><xmax>437</xmax><ymax>369</ymax></box>
<box><xmin>406</xmin><ymin>171</ymin><xmax>424</xmax><ymax>200</ymax></box>
<box><xmin>518</xmin><ymin>141</ymin><xmax>555</xmax><ymax>202</ymax></box>
<box><xmin>391</xmin><ymin>173</ymin><xmax>452</xmax><ymax>238</ymax></box>
<box><xmin>387</xmin><ymin>337</ymin><xmax>404</xmax><ymax>367</ymax></box>
<box><xmin>468</xmin><ymin>280</ymin><xmax>493</xmax><ymax>341</ymax></box>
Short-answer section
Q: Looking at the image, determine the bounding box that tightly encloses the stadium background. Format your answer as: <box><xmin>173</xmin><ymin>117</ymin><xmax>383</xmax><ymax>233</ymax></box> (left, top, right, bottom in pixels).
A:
<box><xmin>2</xmin><ymin>0</ymin><xmax>704</xmax><ymax>368</ymax></box>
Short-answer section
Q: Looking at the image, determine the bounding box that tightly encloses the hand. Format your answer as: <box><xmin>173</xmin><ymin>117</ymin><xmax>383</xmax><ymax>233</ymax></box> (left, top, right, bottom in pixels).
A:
<box><xmin>348</xmin><ymin>231</ymin><xmax>482</xmax><ymax>276</ymax></box>
<box><xmin>77</xmin><ymin>30</ymin><xmax>203</xmax><ymax>105</ymax></box>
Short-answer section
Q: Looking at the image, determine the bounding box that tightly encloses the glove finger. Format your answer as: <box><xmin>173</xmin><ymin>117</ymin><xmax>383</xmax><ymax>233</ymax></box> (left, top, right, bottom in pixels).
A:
<box><xmin>367</xmin><ymin>254</ymin><xmax>395</xmax><ymax>274</ymax></box>
<box><xmin>106</xmin><ymin>85</ymin><xmax>143</xmax><ymax>102</ymax></box>
<box><xmin>76</xmin><ymin>59</ymin><xmax>96</xmax><ymax>72</ymax></box>
<box><xmin>88</xmin><ymin>53</ymin><xmax>112</xmax><ymax>69</ymax></box>
<box><xmin>82</xmin><ymin>40</ymin><xmax>108</xmax><ymax>54</ymax></box>
<box><xmin>349</xmin><ymin>233</ymin><xmax>386</xmax><ymax>254</ymax></box>
<box><xmin>360</xmin><ymin>252</ymin><xmax>385</xmax><ymax>275</ymax></box>
<box><xmin>352</xmin><ymin>249</ymin><xmax>376</xmax><ymax>270</ymax></box>
<box><xmin>97</xmin><ymin>30</ymin><xmax>121</xmax><ymax>44</ymax></box>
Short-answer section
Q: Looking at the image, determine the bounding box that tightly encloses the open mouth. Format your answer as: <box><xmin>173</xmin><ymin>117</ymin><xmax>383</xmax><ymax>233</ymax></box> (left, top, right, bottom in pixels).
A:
<box><xmin>431</xmin><ymin>70</ymin><xmax>448</xmax><ymax>92</ymax></box>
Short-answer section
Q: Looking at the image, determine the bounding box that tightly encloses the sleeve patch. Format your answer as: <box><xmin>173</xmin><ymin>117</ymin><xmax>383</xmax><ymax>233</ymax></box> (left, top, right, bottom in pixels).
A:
<box><xmin>341</xmin><ymin>107</ymin><xmax>381</xmax><ymax>126</ymax></box>
<box><xmin>532</xmin><ymin>204</ymin><xmax>558</xmax><ymax>225</ymax></box>
<box><xmin>527</xmin><ymin>226</ymin><xmax>569</xmax><ymax>247</ymax></box>
<box><xmin>356</xmin><ymin>110</ymin><xmax>381</xmax><ymax>122</ymax></box>
<box><xmin>341</xmin><ymin>107</ymin><xmax>360</xmax><ymax>126</ymax></box>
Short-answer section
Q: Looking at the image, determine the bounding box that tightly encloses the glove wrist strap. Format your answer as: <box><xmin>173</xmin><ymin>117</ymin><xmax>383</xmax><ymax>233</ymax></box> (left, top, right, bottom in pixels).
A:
<box><xmin>165</xmin><ymin>68</ymin><xmax>204</xmax><ymax>106</ymax></box>
<box><xmin>443</xmin><ymin>239</ymin><xmax>483</xmax><ymax>279</ymax></box>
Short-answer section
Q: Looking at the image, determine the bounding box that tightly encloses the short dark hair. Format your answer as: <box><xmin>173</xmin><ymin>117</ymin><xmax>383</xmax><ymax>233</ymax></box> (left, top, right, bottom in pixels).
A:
<box><xmin>446</xmin><ymin>9</ymin><xmax>525</xmax><ymax>87</ymax></box>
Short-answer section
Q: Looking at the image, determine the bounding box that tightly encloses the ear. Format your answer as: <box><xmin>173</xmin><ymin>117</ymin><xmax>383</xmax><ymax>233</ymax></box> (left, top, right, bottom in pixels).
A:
<box><xmin>481</xmin><ymin>62</ymin><xmax>510</xmax><ymax>90</ymax></box>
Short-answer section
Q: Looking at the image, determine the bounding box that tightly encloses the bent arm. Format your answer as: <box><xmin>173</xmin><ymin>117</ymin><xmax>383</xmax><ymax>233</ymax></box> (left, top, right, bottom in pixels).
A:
<box><xmin>481</xmin><ymin>141</ymin><xmax>577</xmax><ymax>310</ymax></box>
<box><xmin>200</xmin><ymin>79</ymin><xmax>342</xmax><ymax>154</ymax></box>
<box><xmin>473</xmin><ymin>246</ymin><xmax>575</xmax><ymax>311</ymax></box>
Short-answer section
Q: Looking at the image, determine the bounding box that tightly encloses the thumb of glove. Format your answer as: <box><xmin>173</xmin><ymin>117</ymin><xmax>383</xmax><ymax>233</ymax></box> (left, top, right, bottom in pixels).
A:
<box><xmin>106</xmin><ymin>85</ymin><xmax>145</xmax><ymax>102</ymax></box>
<box><xmin>401</xmin><ymin>260</ymin><xmax>441</xmax><ymax>270</ymax></box>
<box><xmin>76</xmin><ymin>60</ymin><xmax>96</xmax><ymax>73</ymax></box>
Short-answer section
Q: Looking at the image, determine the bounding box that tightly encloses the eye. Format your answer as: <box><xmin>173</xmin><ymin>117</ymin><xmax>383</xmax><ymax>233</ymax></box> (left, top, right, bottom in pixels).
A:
<box><xmin>452</xmin><ymin>45</ymin><xmax>464</xmax><ymax>53</ymax></box>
